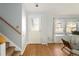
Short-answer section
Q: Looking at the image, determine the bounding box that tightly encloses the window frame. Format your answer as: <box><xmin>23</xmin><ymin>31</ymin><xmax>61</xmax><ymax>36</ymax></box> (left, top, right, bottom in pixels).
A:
<box><xmin>54</xmin><ymin>19</ymin><xmax>78</xmax><ymax>36</ymax></box>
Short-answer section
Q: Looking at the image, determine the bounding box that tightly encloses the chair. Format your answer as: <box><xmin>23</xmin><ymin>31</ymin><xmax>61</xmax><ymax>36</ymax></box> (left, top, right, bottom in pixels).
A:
<box><xmin>61</xmin><ymin>38</ymin><xmax>79</xmax><ymax>56</ymax></box>
<box><xmin>61</xmin><ymin>38</ymin><xmax>72</xmax><ymax>50</ymax></box>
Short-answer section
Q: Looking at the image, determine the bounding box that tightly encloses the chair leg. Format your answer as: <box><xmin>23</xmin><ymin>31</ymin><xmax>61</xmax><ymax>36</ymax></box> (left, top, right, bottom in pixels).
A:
<box><xmin>61</xmin><ymin>46</ymin><xmax>65</xmax><ymax>50</ymax></box>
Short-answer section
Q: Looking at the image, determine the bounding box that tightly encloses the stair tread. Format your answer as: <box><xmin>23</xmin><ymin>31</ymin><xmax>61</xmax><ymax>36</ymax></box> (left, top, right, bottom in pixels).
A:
<box><xmin>6</xmin><ymin>42</ymin><xmax>21</xmax><ymax>56</ymax></box>
<box><xmin>6</xmin><ymin>46</ymin><xmax>15</xmax><ymax>56</ymax></box>
<box><xmin>12</xmin><ymin>51</ymin><xmax>21</xmax><ymax>56</ymax></box>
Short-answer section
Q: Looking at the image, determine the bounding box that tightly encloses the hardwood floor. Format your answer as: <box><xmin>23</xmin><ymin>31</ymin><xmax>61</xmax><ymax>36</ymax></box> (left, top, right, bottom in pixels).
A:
<box><xmin>23</xmin><ymin>43</ymin><xmax>70</xmax><ymax>56</ymax></box>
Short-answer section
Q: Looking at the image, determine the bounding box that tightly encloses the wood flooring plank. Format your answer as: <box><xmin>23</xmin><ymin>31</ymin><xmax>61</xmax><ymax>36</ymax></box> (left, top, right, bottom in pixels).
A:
<box><xmin>23</xmin><ymin>43</ymin><xmax>69</xmax><ymax>56</ymax></box>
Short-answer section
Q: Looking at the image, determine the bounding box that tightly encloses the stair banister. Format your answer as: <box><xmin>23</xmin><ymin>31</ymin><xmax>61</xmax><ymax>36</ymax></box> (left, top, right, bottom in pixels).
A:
<box><xmin>0</xmin><ymin>17</ymin><xmax>21</xmax><ymax>35</ymax></box>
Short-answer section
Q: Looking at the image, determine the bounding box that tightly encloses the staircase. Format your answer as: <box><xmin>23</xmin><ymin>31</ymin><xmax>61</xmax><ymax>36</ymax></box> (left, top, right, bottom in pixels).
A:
<box><xmin>6</xmin><ymin>42</ymin><xmax>21</xmax><ymax>56</ymax></box>
<box><xmin>0</xmin><ymin>17</ymin><xmax>22</xmax><ymax>56</ymax></box>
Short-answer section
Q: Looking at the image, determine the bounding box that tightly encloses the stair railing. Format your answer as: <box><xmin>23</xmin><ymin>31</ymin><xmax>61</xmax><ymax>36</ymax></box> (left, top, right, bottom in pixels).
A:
<box><xmin>0</xmin><ymin>17</ymin><xmax>21</xmax><ymax>35</ymax></box>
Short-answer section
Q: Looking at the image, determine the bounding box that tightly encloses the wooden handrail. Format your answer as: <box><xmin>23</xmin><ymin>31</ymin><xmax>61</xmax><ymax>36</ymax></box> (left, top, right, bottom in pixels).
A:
<box><xmin>0</xmin><ymin>17</ymin><xmax>21</xmax><ymax>35</ymax></box>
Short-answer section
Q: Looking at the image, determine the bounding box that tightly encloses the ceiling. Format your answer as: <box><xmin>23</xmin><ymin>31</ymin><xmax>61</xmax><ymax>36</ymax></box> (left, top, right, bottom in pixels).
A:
<box><xmin>24</xmin><ymin>3</ymin><xmax>79</xmax><ymax>16</ymax></box>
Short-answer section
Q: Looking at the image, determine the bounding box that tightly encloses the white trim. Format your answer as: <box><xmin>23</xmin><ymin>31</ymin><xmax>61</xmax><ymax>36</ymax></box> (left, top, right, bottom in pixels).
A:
<box><xmin>21</xmin><ymin>43</ymin><xmax>28</xmax><ymax>55</ymax></box>
<box><xmin>0</xmin><ymin>43</ymin><xmax>6</xmax><ymax>56</ymax></box>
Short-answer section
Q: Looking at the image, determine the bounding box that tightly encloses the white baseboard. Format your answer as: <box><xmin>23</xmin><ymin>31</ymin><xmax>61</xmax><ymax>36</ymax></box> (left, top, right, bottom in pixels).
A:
<box><xmin>21</xmin><ymin>43</ymin><xmax>28</xmax><ymax>55</ymax></box>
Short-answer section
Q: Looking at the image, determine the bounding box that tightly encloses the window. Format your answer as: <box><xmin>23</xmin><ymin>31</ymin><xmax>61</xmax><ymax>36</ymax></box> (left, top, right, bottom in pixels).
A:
<box><xmin>55</xmin><ymin>20</ymin><xmax>65</xmax><ymax>35</ymax></box>
<box><xmin>66</xmin><ymin>22</ymin><xmax>76</xmax><ymax>33</ymax></box>
<box><xmin>55</xmin><ymin>19</ymin><xmax>77</xmax><ymax>36</ymax></box>
<box><xmin>32</xmin><ymin>17</ymin><xmax>40</xmax><ymax>31</ymax></box>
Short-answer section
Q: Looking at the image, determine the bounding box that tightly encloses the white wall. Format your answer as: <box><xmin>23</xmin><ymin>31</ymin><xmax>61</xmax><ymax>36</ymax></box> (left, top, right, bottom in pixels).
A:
<box><xmin>22</xmin><ymin>5</ymin><xmax>29</xmax><ymax>51</ymax></box>
<box><xmin>0</xmin><ymin>3</ymin><xmax>22</xmax><ymax>49</ymax></box>
<box><xmin>41</xmin><ymin>15</ymin><xmax>53</xmax><ymax>44</ymax></box>
<box><xmin>28</xmin><ymin>13</ymin><xmax>53</xmax><ymax>44</ymax></box>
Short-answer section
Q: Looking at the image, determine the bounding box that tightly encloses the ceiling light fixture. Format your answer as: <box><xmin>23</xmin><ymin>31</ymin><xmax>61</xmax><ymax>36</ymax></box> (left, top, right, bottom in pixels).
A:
<box><xmin>35</xmin><ymin>3</ymin><xmax>39</xmax><ymax>7</ymax></box>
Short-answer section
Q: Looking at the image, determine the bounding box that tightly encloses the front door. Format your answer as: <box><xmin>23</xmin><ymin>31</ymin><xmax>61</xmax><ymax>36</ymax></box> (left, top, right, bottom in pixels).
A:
<box><xmin>28</xmin><ymin>15</ymin><xmax>41</xmax><ymax>44</ymax></box>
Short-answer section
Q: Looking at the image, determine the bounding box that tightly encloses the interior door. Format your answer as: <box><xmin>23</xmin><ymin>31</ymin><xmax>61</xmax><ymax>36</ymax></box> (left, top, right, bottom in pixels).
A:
<box><xmin>28</xmin><ymin>15</ymin><xmax>41</xmax><ymax>44</ymax></box>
